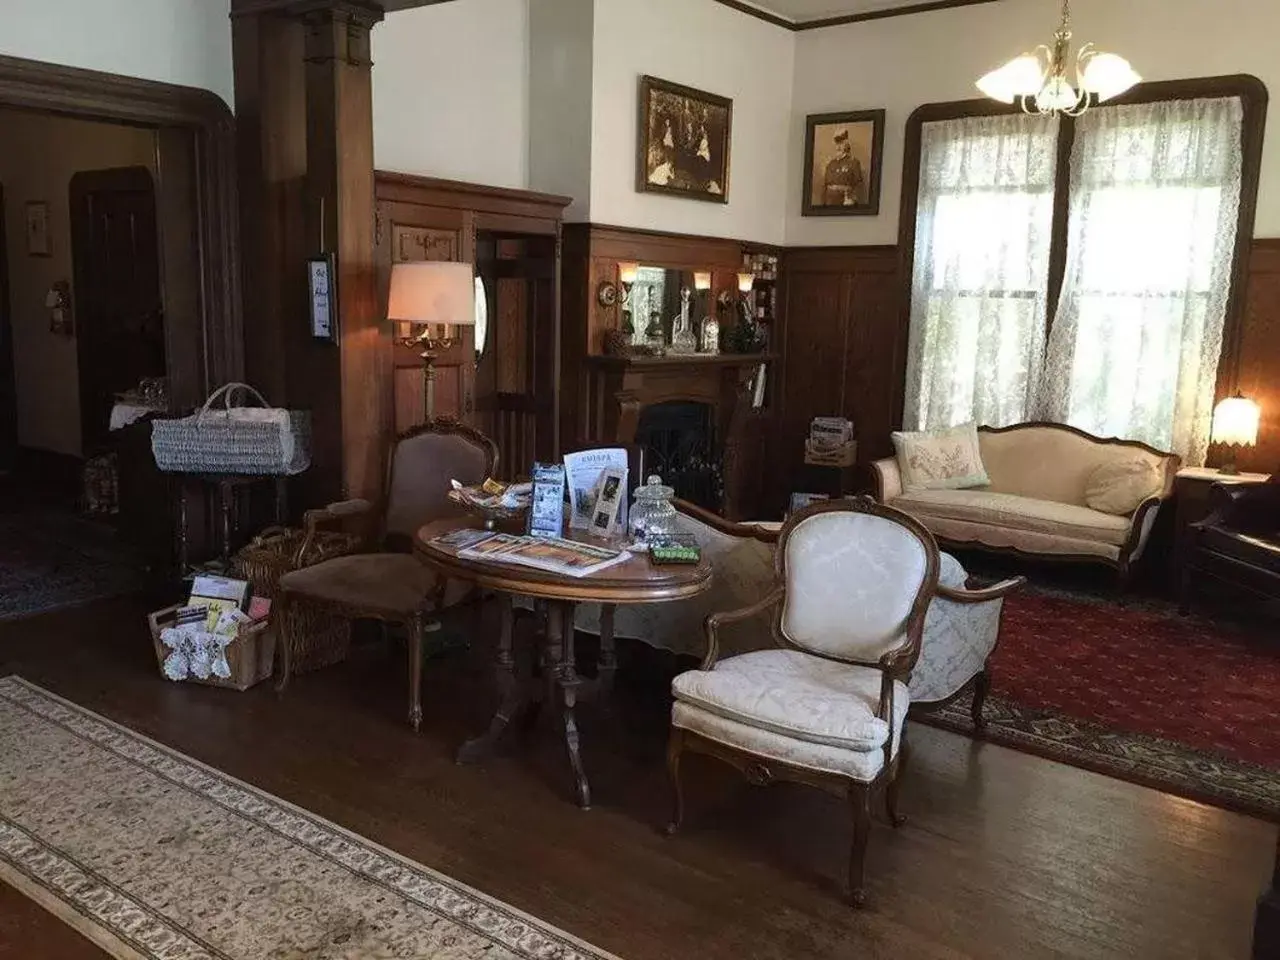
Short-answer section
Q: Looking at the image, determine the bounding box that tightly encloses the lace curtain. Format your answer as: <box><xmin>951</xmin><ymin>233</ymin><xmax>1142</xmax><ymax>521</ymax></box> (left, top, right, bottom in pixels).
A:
<box><xmin>1038</xmin><ymin>97</ymin><xmax>1244</xmax><ymax>465</ymax></box>
<box><xmin>903</xmin><ymin>113</ymin><xmax>1059</xmax><ymax>431</ymax></box>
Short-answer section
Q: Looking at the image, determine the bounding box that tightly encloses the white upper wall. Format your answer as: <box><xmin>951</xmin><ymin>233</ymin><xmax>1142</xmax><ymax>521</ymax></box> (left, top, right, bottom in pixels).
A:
<box><xmin>372</xmin><ymin>0</ymin><xmax>531</xmax><ymax>190</ymax></box>
<box><xmin>788</xmin><ymin>0</ymin><xmax>1280</xmax><ymax>246</ymax></box>
<box><xmin>589</xmin><ymin>0</ymin><xmax>795</xmax><ymax>244</ymax></box>
<box><xmin>528</xmin><ymin>0</ymin><xmax>595</xmax><ymax>220</ymax></box>
<box><xmin>0</xmin><ymin>0</ymin><xmax>233</xmax><ymax>107</ymax></box>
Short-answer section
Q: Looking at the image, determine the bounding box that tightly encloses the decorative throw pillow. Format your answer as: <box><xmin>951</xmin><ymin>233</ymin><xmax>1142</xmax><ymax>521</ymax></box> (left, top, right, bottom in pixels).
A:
<box><xmin>1084</xmin><ymin>459</ymin><xmax>1163</xmax><ymax>515</ymax></box>
<box><xmin>890</xmin><ymin>422</ymin><xmax>990</xmax><ymax>492</ymax></box>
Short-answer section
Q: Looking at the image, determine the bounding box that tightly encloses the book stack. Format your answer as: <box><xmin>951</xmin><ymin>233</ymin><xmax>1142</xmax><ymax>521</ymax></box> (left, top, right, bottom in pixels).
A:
<box><xmin>804</xmin><ymin>417</ymin><xmax>856</xmax><ymax>467</ymax></box>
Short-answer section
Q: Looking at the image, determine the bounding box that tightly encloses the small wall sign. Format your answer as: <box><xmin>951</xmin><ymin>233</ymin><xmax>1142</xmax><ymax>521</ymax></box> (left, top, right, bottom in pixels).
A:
<box><xmin>307</xmin><ymin>255</ymin><xmax>337</xmax><ymax>342</ymax></box>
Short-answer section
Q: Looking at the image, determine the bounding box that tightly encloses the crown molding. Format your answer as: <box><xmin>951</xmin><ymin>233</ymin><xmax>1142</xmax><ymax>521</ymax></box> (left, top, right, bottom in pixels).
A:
<box><xmin>709</xmin><ymin>0</ymin><xmax>998</xmax><ymax>31</ymax></box>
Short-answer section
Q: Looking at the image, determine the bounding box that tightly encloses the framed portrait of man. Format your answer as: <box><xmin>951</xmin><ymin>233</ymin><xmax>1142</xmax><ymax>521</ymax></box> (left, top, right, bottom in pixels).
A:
<box><xmin>801</xmin><ymin>110</ymin><xmax>885</xmax><ymax>217</ymax></box>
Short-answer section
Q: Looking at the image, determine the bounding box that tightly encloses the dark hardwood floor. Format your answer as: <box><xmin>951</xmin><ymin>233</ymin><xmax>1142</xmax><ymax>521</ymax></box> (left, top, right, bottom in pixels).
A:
<box><xmin>1</xmin><ymin>595</ymin><xmax>1275</xmax><ymax>959</ymax></box>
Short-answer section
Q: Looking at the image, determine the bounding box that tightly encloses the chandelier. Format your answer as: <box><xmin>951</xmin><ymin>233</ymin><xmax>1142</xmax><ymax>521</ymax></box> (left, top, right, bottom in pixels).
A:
<box><xmin>976</xmin><ymin>0</ymin><xmax>1140</xmax><ymax>117</ymax></box>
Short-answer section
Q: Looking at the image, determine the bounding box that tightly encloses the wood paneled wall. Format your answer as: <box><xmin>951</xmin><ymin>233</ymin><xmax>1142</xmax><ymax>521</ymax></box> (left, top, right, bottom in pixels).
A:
<box><xmin>770</xmin><ymin>245</ymin><xmax>900</xmax><ymax>509</ymax></box>
<box><xmin>1237</xmin><ymin>239</ymin><xmax>1280</xmax><ymax>475</ymax></box>
<box><xmin>772</xmin><ymin>237</ymin><xmax>1280</xmax><ymax>507</ymax></box>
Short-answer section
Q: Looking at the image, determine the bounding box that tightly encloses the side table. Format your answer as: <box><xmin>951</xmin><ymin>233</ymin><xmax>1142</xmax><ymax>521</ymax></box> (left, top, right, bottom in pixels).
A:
<box><xmin>1172</xmin><ymin>466</ymin><xmax>1270</xmax><ymax>588</ymax></box>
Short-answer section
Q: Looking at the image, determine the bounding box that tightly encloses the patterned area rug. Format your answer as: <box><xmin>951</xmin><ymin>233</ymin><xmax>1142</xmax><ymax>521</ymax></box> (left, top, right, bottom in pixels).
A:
<box><xmin>0</xmin><ymin>676</ymin><xmax>616</xmax><ymax>960</ymax></box>
<box><xmin>0</xmin><ymin>510</ymin><xmax>147</xmax><ymax>622</ymax></box>
<box><xmin>916</xmin><ymin>589</ymin><xmax>1280</xmax><ymax>821</ymax></box>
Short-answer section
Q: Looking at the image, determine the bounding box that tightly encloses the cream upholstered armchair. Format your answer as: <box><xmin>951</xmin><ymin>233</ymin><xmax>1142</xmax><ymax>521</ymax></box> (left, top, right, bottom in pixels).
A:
<box><xmin>912</xmin><ymin>554</ymin><xmax>1024</xmax><ymax>723</ymax></box>
<box><xmin>666</xmin><ymin>498</ymin><xmax>940</xmax><ymax>908</ymax></box>
<box><xmin>276</xmin><ymin>418</ymin><xmax>496</xmax><ymax>731</ymax></box>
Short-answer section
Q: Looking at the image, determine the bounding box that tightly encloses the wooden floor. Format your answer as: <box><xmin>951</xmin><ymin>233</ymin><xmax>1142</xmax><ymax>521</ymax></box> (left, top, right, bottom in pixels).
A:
<box><xmin>1</xmin><ymin>595</ymin><xmax>1275</xmax><ymax>960</ymax></box>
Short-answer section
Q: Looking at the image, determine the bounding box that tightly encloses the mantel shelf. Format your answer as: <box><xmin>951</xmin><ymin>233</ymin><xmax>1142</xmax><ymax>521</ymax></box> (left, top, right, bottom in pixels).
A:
<box><xmin>585</xmin><ymin>353</ymin><xmax>776</xmax><ymax>370</ymax></box>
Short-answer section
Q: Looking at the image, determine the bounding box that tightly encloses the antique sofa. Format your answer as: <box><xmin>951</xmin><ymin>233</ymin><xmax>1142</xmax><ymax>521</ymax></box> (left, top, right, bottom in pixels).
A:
<box><xmin>872</xmin><ymin>423</ymin><xmax>1180</xmax><ymax>584</ymax></box>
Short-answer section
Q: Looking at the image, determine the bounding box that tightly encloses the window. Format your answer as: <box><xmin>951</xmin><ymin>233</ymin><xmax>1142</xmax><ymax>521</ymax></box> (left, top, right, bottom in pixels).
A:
<box><xmin>904</xmin><ymin>113</ymin><xmax>1058</xmax><ymax>431</ymax></box>
<box><xmin>901</xmin><ymin>79</ymin><xmax>1262</xmax><ymax>464</ymax></box>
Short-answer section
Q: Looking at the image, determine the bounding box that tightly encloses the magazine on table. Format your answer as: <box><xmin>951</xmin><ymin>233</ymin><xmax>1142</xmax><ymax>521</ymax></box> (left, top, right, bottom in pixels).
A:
<box><xmin>563</xmin><ymin>448</ymin><xmax>629</xmax><ymax>532</ymax></box>
<box><xmin>451</xmin><ymin>532</ymin><xmax>630</xmax><ymax>578</ymax></box>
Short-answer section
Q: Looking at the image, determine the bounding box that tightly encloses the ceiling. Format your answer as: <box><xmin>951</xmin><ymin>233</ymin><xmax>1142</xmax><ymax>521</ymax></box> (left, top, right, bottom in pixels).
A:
<box><xmin>732</xmin><ymin>0</ymin><xmax>995</xmax><ymax>23</ymax></box>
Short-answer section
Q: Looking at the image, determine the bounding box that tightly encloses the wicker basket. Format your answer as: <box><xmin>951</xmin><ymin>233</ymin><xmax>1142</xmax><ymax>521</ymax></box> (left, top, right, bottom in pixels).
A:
<box><xmin>231</xmin><ymin>526</ymin><xmax>359</xmax><ymax>674</ymax></box>
<box><xmin>149</xmin><ymin>605</ymin><xmax>275</xmax><ymax>692</ymax></box>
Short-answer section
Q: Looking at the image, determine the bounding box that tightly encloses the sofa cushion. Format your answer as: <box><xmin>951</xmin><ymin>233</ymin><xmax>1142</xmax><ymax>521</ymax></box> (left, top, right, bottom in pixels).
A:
<box><xmin>672</xmin><ymin>649</ymin><xmax>907</xmax><ymax>752</ymax></box>
<box><xmin>977</xmin><ymin>425</ymin><xmax>1172</xmax><ymax>507</ymax></box>
<box><xmin>1085</xmin><ymin>458</ymin><xmax>1162</xmax><ymax>515</ymax></box>
<box><xmin>893</xmin><ymin>488</ymin><xmax>1129</xmax><ymax>546</ymax></box>
<box><xmin>909</xmin><ymin>515</ymin><xmax>1121</xmax><ymax>561</ymax></box>
<box><xmin>891</xmin><ymin>422</ymin><xmax>990</xmax><ymax>492</ymax></box>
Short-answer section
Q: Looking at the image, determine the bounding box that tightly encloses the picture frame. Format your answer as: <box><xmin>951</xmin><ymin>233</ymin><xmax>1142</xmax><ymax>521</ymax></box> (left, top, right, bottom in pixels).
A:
<box><xmin>307</xmin><ymin>254</ymin><xmax>337</xmax><ymax>342</ymax></box>
<box><xmin>24</xmin><ymin>201</ymin><xmax>50</xmax><ymax>257</ymax></box>
<box><xmin>801</xmin><ymin>110</ymin><xmax>886</xmax><ymax>217</ymax></box>
<box><xmin>637</xmin><ymin>75</ymin><xmax>733</xmax><ymax>204</ymax></box>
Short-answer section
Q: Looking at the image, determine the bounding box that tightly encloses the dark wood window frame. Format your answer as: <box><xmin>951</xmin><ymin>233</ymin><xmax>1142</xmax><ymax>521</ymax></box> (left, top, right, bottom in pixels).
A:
<box><xmin>893</xmin><ymin>74</ymin><xmax>1269</xmax><ymax>428</ymax></box>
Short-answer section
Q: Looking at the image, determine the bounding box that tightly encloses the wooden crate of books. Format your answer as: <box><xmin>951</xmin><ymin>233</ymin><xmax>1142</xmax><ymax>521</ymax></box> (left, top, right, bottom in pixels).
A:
<box><xmin>148</xmin><ymin>605</ymin><xmax>276</xmax><ymax>692</ymax></box>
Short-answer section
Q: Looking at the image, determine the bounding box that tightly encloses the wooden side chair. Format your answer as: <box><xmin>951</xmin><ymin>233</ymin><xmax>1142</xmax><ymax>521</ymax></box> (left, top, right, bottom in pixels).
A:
<box><xmin>275</xmin><ymin>418</ymin><xmax>497</xmax><ymax>730</ymax></box>
<box><xmin>666</xmin><ymin>497</ymin><xmax>940</xmax><ymax>908</ymax></box>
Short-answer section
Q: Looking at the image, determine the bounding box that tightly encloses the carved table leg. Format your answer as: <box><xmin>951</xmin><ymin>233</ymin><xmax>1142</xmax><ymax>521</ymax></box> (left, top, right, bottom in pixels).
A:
<box><xmin>551</xmin><ymin>601</ymin><xmax>591</xmax><ymax>810</ymax></box>
<box><xmin>407</xmin><ymin>612</ymin><xmax>425</xmax><ymax>732</ymax></box>
<box><xmin>457</xmin><ymin>594</ymin><xmax>525</xmax><ymax>763</ymax></box>
<box><xmin>598</xmin><ymin>604</ymin><xmax>618</xmax><ymax>701</ymax></box>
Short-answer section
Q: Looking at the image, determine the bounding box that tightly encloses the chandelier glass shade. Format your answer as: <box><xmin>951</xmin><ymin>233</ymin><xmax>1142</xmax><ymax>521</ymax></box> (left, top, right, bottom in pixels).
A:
<box><xmin>976</xmin><ymin>0</ymin><xmax>1140</xmax><ymax>117</ymax></box>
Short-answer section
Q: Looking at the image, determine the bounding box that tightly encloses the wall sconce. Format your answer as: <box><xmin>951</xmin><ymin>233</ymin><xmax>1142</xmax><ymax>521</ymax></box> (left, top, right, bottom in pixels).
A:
<box><xmin>737</xmin><ymin>271</ymin><xmax>755</xmax><ymax>294</ymax></box>
<box><xmin>1211</xmin><ymin>393</ymin><xmax>1260</xmax><ymax>474</ymax></box>
<box><xmin>46</xmin><ymin>281</ymin><xmax>73</xmax><ymax>336</ymax></box>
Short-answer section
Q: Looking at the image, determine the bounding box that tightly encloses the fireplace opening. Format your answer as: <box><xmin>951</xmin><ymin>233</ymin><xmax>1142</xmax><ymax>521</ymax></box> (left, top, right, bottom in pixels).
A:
<box><xmin>634</xmin><ymin>401</ymin><xmax>723</xmax><ymax>511</ymax></box>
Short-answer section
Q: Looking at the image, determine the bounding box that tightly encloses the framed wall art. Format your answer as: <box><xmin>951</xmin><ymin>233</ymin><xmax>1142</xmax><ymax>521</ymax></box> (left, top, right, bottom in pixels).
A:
<box><xmin>801</xmin><ymin>109</ymin><xmax>885</xmax><ymax>217</ymax></box>
<box><xmin>307</xmin><ymin>254</ymin><xmax>338</xmax><ymax>342</ymax></box>
<box><xmin>25</xmin><ymin>201</ymin><xmax>51</xmax><ymax>256</ymax></box>
<box><xmin>637</xmin><ymin>75</ymin><xmax>732</xmax><ymax>204</ymax></box>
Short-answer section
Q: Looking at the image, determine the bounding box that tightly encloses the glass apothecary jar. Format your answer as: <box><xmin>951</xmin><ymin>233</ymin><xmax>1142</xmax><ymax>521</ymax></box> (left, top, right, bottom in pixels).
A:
<box><xmin>630</xmin><ymin>475</ymin><xmax>678</xmax><ymax>544</ymax></box>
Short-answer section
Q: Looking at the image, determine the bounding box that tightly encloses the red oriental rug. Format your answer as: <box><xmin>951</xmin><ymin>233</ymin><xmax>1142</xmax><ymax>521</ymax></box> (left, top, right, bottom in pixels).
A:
<box><xmin>917</xmin><ymin>590</ymin><xmax>1280</xmax><ymax>821</ymax></box>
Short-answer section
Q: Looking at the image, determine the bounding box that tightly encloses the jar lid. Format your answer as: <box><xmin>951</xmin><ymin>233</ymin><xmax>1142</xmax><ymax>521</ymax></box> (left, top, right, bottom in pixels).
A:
<box><xmin>634</xmin><ymin>474</ymin><xmax>674</xmax><ymax>501</ymax></box>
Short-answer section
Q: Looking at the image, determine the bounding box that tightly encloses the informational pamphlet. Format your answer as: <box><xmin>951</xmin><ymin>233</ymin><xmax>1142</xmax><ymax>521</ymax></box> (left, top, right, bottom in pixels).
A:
<box><xmin>563</xmin><ymin>448</ymin><xmax>629</xmax><ymax>532</ymax></box>
<box><xmin>589</xmin><ymin>468</ymin><xmax>627</xmax><ymax>538</ymax></box>
<box><xmin>452</xmin><ymin>532</ymin><xmax>630</xmax><ymax>579</ymax></box>
<box><xmin>528</xmin><ymin>462</ymin><xmax>567</xmax><ymax>539</ymax></box>
<box><xmin>189</xmin><ymin>574</ymin><xmax>250</xmax><ymax>631</ymax></box>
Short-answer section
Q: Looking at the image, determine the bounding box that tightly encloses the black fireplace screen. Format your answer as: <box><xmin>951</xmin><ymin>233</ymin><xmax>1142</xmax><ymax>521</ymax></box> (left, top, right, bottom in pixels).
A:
<box><xmin>634</xmin><ymin>401</ymin><xmax>723</xmax><ymax>511</ymax></box>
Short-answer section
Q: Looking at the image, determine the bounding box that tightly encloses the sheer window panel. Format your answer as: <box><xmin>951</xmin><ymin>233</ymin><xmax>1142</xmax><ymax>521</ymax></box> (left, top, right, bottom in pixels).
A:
<box><xmin>1040</xmin><ymin>97</ymin><xmax>1244</xmax><ymax>464</ymax></box>
<box><xmin>904</xmin><ymin>113</ymin><xmax>1059</xmax><ymax>431</ymax></box>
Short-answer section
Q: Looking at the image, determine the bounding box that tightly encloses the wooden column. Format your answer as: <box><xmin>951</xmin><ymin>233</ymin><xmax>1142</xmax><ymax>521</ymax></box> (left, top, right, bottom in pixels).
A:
<box><xmin>232</xmin><ymin>0</ymin><xmax>386</xmax><ymax>507</ymax></box>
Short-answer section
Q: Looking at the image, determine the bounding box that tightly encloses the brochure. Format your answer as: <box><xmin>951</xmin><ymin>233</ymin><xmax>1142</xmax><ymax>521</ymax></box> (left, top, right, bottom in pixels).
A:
<box><xmin>189</xmin><ymin>574</ymin><xmax>249</xmax><ymax>631</ymax></box>
<box><xmin>455</xmin><ymin>532</ymin><xmax>630</xmax><ymax>579</ymax></box>
<box><xmin>528</xmin><ymin>462</ymin><xmax>567</xmax><ymax>539</ymax></box>
<box><xmin>563</xmin><ymin>448</ymin><xmax>629</xmax><ymax>532</ymax></box>
<box><xmin>589</xmin><ymin>467</ymin><xmax>627</xmax><ymax>538</ymax></box>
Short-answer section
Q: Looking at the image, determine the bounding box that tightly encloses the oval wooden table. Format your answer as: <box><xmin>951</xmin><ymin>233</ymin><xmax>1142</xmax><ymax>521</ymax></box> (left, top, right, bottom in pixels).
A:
<box><xmin>416</xmin><ymin>522</ymin><xmax>712</xmax><ymax>809</ymax></box>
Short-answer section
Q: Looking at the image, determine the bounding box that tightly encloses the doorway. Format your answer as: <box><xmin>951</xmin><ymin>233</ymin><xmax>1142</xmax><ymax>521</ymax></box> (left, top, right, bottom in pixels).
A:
<box><xmin>70</xmin><ymin>166</ymin><xmax>165</xmax><ymax>456</ymax></box>
<box><xmin>474</xmin><ymin>232</ymin><xmax>559</xmax><ymax>476</ymax></box>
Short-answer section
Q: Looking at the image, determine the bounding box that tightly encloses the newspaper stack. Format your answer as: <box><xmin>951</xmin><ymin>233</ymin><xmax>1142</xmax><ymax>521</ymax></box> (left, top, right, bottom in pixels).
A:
<box><xmin>804</xmin><ymin>417</ymin><xmax>856</xmax><ymax>467</ymax></box>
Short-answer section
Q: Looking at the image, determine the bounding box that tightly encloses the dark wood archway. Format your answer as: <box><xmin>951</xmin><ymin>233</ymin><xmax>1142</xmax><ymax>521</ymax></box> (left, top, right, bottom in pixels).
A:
<box><xmin>0</xmin><ymin>54</ymin><xmax>242</xmax><ymax>409</ymax></box>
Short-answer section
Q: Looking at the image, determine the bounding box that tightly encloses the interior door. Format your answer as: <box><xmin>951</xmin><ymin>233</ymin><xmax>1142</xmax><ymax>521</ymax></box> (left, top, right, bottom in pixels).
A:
<box><xmin>376</xmin><ymin>199</ymin><xmax>475</xmax><ymax>433</ymax></box>
<box><xmin>0</xmin><ymin>184</ymin><xmax>14</xmax><ymax>472</ymax></box>
<box><xmin>70</xmin><ymin>167</ymin><xmax>164</xmax><ymax>454</ymax></box>
<box><xmin>475</xmin><ymin>233</ymin><xmax>558</xmax><ymax>478</ymax></box>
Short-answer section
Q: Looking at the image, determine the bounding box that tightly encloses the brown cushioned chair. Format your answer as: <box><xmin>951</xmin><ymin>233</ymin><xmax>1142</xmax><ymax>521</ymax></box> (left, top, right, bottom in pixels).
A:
<box><xmin>1181</xmin><ymin>476</ymin><xmax>1280</xmax><ymax>616</ymax></box>
<box><xmin>276</xmin><ymin>418</ymin><xmax>497</xmax><ymax>730</ymax></box>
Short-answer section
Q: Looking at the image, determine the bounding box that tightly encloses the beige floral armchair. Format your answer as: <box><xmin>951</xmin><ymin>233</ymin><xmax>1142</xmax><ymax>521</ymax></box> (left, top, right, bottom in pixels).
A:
<box><xmin>665</xmin><ymin>499</ymin><xmax>941</xmax><ymax>908</ymax></box>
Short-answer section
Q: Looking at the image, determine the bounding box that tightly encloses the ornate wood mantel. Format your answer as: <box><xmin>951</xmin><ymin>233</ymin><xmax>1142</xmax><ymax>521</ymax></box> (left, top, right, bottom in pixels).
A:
<box><xmin>583</xmin><ymin>353</ymin><xmax>774</xmax><ymax>519</ymax></box>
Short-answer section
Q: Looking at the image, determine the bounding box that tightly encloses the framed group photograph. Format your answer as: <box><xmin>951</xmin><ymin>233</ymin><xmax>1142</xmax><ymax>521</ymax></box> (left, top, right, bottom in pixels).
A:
<box><xmin>801</xmin><ymin>109</ymin><xmax>885</xmax><ymax>217</ymax></box>
<box><xmin>637</xmin><ymin>75</ymin><xmax>732</xmax><ymax>204</ymax></box>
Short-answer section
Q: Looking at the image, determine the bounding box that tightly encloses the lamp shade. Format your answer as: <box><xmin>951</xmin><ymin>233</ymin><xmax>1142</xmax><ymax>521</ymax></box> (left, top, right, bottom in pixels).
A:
<box><xmin>1212</xmin><ymin>395</ymin><xmax>1260</xmax><ymax>448</ymax></box>
<box><xmin>737</xmin><ymin>271</ymin><xmax>755</xmax><ymax>294</ymax></box>
<box><xmin>694</xmin><ymin>271</ymin><xmax>712</xmax><ymax>291</ymax></box>
<box><xmin>1079</xmin><ymin>52</ymin><xmax>1141</xmax><ymax>102</ymax></box>
<box><xmin>618</xmin><ymin>261</ymin><xmax>639</xmax><ymax>285</ymax></box>
<box><xmin>387</xmin><ymin>262</ymin><xmax>475</xmax><ymax>327</ymax></box>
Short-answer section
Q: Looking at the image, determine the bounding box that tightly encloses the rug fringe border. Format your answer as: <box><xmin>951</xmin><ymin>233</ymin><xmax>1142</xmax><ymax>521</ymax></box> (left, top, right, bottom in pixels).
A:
<box><xmin>0</xmin><ymin>857</ymin><xmax>148</xmax><ymax>960</ymax></box>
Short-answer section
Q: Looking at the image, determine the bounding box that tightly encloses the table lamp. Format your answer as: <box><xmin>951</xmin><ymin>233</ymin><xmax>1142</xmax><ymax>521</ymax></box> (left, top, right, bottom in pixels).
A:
<box><xmin>388</xmin><ymin>261</ymin><xmax>475</xmax><ymax>420</ymax></box>
<box><xmin>1211</xmin><ymin>393</ymin><xmax>1260</xmax><ymax>475</ymax></box>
